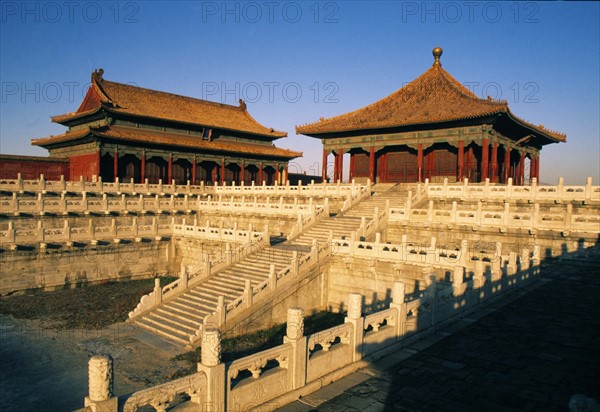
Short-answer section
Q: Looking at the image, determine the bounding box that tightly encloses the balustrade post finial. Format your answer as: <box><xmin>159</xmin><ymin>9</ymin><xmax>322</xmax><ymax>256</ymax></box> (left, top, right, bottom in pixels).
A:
<box><xmin>286</xmin><ymin>307</ymin><xmax>304</xmax><ymax>341</ymax></box>
<box><xmin>84</xmin><ymin>354</ymin><xmax>117</xmax><ymax>411</ymax></box>
<box><xmin>201</xmin><ymin>328</ymin><xmax>222</xmax><ymax>367</ymax></box>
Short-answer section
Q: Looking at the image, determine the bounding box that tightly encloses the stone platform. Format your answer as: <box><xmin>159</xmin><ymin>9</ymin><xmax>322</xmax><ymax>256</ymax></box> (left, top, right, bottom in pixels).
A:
<box><xmin>280</xmin><ymin>251</ymin><xmax>600</xmax><ymax>412</ymax></box>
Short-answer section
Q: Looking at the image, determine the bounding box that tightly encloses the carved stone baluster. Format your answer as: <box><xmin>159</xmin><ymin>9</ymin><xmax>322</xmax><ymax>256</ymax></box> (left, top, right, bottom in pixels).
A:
<box><xmin>284</xmin><ymin>307</ymin><xmax>307</xmax><ymax>390</ymax></box>
<box><xmin>84</xmin><ymin>354</ymin><xmax>117</xmax><ymax>411</ymax></box>
<box><xmin>345</xmin><ymin>293</ymin><xmax>364</xmax><ymax>362</ymax></box>
<box><xmin>198</xmin><ymin>328</ymin><xmax>225</xmax><ymax>409</ymax></box>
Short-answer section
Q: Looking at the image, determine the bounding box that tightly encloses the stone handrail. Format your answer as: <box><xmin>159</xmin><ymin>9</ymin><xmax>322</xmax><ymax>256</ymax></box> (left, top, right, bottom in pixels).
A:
<box><xmin>330</xmin><ymin>236</ymin><xmax>522</xmax><ymax>274</ymax></box>
<box><xmin>340</xmin><ymin>182</ymin><xmax>371</xmax><ymax>213</ymax></box>
<box><xmin>187</xmin><ymin>239</ymin><xmax>331</xmax><ymax>347</ymax></box>
<box><xmin>210</xmin><ymin>179</ymin><xmax>368</xmax><ymax>198</ymax></box>
<box><xmin>88</xmin><ymin>248</ymin><xmax>543</xmax><ymax>412</ymax></box>
<box><xmin>425</xmin><ymin>177</ymin><xmax>599</xmax><ymax>203</ymax></box>
<box><xmin>122</xmin><ymin>371</ymin><xmax>206</xmax><ymax>412</ymax></box>
<box><xmin>2</xmin><ymin>174</ymin><xmax>369</xmax><ymax>199</ymax></box>
<box><xmin>0</xmin><ymin>217</ymin><xmax>171</xmax><ymax>246</ymax></box>
<box><xmin>0</xmin><ymin>174</ymin><xmax>206</xmax><ymax>196</ymax></box>
<box><xmin>287</xmin><ymin>200</ymin><xmax>329</xmax><ymax>241</ymax></box>
<box><xmin>127</xmin><ymin>225</ymin><xmax>269</xmax><ymax>320</ymax></box>
<box><xmin>389</xmin><ymin>200</ymin><xmax>600</xmax><ymax>234</ymax></box>
<box><xmin>356</xmin><ymin>201</ymin><xmax>389</xmax><ymax>240</ymax></box>
<box><xmin>0</xmin><ymin>192</ymin><xmax>322</xmax><ymax>217</ymax></box>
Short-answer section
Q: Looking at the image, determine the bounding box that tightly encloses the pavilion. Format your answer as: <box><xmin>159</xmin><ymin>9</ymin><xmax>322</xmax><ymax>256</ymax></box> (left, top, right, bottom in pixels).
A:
<box><xmin>32</xmin><ymin>69</ymin><xmax>301</xmax><ymax>185</ymax></box>
<box><xmin>296</xmin><ymin>48</ymin><xmax>566</xmax><ymax>184</ymax></box>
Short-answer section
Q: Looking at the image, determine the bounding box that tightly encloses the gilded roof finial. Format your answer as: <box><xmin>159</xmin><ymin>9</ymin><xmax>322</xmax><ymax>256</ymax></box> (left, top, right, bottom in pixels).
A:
<box><xmin>432</xmin><ymin>47</ymin><xmax>443</xmax><ymax>67</ymax></box>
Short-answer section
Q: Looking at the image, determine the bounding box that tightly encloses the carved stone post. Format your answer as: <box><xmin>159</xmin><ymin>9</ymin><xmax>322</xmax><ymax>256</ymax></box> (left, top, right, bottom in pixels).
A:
<box><xmin>291</xmin><ymin>251</ymin><xmax>299</xmax><ymax>276</ymax></box>
<box><xmin>215</xmin><ymin>296</ymin><xmax>225</xmax><ymax>327</ymax></box>
<box><xmin>269</xmin><ymin>264</ymin><xmax>276</xmax><ymax>292</ymax></box>
<box><xmin>225</xmin><ymin>243</ymin><xmax>232</xmax><ymax>265</ymax></box>
<box><xmin>345</xmin><ymin>293</ymin><xmax>364</xmax><ymax>362</ymax></box>
<box><xmin>84</xmin><ymin>354</ymin><xmax>117</xmax><ymax>412</ymax></box>
<box><xmin>198</xmin><ymin>328</ymin><xmax>226</xmax><ymax>411</ymax></box>
<box><xmin>180</xmin><ymin>264</ymin><xmax>188</xmax><ymax>291</ymax></box>
<box><xmin>284</xmin><ymin>307</ymin><xmax>307</xmax><ymax>390</ymax></box>
<box><xmin>243</xmin><ymin>279</ymin><xmax>252</xmax><ymax>309</ymax></box>
<box><xmin>390</xmin><ymin>281</ymin><xmax>407</xmax><ymax>340</ymax></box>
<box><xmin>154</xmin><ymin>278</ymin><xmax>162</xmax><ymax>305</ymax></box>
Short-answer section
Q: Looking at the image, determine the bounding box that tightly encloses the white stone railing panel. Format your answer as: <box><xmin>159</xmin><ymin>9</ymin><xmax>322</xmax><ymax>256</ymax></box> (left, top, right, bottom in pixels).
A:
<box><xmin>424</xmin><ymin>177</ymin><xmax>599</xmax><ymax>203</ymax></box>
<box><xmin>122</xmin><ymin>371</ymin><xmax>206</xmax><ymax>412</ymax></box>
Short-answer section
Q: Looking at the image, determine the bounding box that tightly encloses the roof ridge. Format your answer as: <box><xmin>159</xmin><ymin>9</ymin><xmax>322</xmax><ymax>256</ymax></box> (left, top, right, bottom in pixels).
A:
<box><xmin>99</xmin><ymin>78</ymin><xmax>245</xmax><ymax>111</ymax></box>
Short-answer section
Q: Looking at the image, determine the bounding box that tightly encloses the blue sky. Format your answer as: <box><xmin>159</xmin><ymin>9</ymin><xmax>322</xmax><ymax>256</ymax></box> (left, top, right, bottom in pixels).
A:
<box><xmin>1</xmin><ymin>1</ymin><xmax>598</xmax><ymax>184</ymax></box>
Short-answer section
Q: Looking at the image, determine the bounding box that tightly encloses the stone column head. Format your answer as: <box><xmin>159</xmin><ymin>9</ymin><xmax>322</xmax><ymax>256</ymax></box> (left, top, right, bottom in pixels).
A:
<box><xmin>201</xmin><ymin>328</ymin><xmax>221</xmax><ymax>367</ymax></box>
<box><xmin>88</xmin><ymin>354</ymin><xmax>114</xmax><ymax>402</ymax></box>
<box><xmin>286</xmin><ymin>307</ymin><xmax>305</xmax><ymax>341</ymax></box>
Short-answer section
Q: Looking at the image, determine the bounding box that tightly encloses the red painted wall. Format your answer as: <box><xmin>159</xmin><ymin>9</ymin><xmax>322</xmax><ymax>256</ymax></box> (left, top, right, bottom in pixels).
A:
<box><xmin>69</xmin><ymin>152</ymin><xmax>99</xmax><ymax>181</ymax></box>
<box><xmin>0</xmin><ymin>155</ymin><xmax>69</xmax><ymax>180</ymax></box>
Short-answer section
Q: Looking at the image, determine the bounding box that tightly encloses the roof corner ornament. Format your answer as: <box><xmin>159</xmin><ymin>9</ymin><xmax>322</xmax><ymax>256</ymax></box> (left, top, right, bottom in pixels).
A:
<box><xmin>92</xmin><ymin>68</ymin><xmax>104</xmax><ymax>83</ymax></box>
<box><xmin>238</xmin><ymin>99</ymin><xmax>247</xmax><ymax>110</ymax></box>
<box><xmin>432</xmin><ymin>47</ymin><xmax>443</xmax><ymax>67</ymax></box>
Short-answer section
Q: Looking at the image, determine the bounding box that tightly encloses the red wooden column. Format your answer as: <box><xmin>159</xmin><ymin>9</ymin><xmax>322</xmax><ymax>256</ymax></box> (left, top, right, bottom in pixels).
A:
<box><xmin>220</xmin><ymin>158</ymin><xmax>225</xmax><ymax>184</ymax></box>
<box><xmin>481</xmin><ymin>138</ymin><xmax>489</xmax><ymax>181</ymax></box>
<box><xmin>504</xmin><ymin>146</ymin><xmax>511</xmax><ymax>183</ymax></box>
<box><xmin>141</xmin><ymin>150</ymin><xmax>146</xmax><ymax>183</ymax></box>
<box><xmin>490</xmin><ymin>142</ymin><xmax>498</xmax><ymax>183</ymax></box>
<box><xmin>191</xmin><ymin>155</ymin><xmax>197</xmax><ymax>185</ymax></box>
<box><xmin>519</xmin><ymin>152</ymin><xmax>526</xmax><ymax>185</ymax></box>
<box><xmin>529</xmin><ymin>156</ymin><xmax>535</xmax><ymax>181</ymax></box>
<box><xmin>417</xmin><ymin>143</ymin><xmax>424</xmax><ymax>182</ymax></box>
<box><xmin>259</xmin><ymin>161</ymin><xmax>263</xmax><ymax>184</ymax></box>
<box><xmin>276</xmin><ymin>163</ymin><xmax>281</xmax><ymax>185</ymax></box>
<box><xmin>349</xmin><ymin>153</ymin><xmax>354</xmax><ymax>181</ymax></box>
<box><xmin>167</xmin><ymin>154</ymin><xmax>173</xmax><ymax>184</ymax></box>
<box><xmin>535</xmin><ymin>155</ymin><xmax>540</xmax><ymax>179</ymax></box>
<box><xmin>322</xmin><ymin>148</ymin><xmax>328</xmax><ymax>182</ymax></box>
<box><xmin>369</xmin><ymin>146</ymin><xmax>375</xmax><ymax>183</ymax></box>
<box><xmin>457</xmin><ymin>140</ymin><xmax>464</xmax><ymax>182</ymax></box>
<box><xmin>113</xmin><ymin>148</ymin><xmax>119</xmax><ymax>182</ymax></box>
<box><xmin>96</xmin><ymin>149</ymin><xmax>101</xmax><ymax>180</ymax></box>
<box><xmin>240</xmin><ymin>160</ymin><xmax>245</xmax><ymax>184</ymax></box>
<box><xmin>211</xmin><ymin>164</ymin><xmax>217</xmax><ymax>182</ymax></box>
<box><xmin>338</xmin><ymin>149</ymin><xmax>344</xmax><ymax>183</ymax></box>
<box><xmin>380</xmin><ymin>152</ymin><xmax>387</xmax><ymax>183</ymax></box>
<box><xmin>333</xmin><ymin>152</ymin><xmax>339</xmax><ymax>183</ymax></box>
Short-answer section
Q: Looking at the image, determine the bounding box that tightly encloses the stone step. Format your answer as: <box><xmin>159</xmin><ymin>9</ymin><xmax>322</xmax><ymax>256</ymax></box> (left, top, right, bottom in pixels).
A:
<box><xmin>145</xmin><ymin>311</ymin><xmax>198</xmax><ymax>335</ymax></box>
<box><xmin>166</xmin><ymin>299</ymin><xmax>214</xmax><ymax>319</ymax></box>
<box><xmin>158</xmin><ymin>303</ymin><xmax>206</xmax><ymax>324</ymax></box>
<box><xmin>176</xmin><ymin>294</ymin><xmax>219</xmax><ymax>312</ymax></box>
<box><xmin>135</xmin><ymin>317</ymin><xmax>191</xmax><ymax>346</ymax></box>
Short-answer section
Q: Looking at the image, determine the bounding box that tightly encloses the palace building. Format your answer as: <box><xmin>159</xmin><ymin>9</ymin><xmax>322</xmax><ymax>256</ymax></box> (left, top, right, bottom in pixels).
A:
<box><xmin>31</xmin><ymin>69</ymin><xmax>301</xmax><ymax>185</ymax></box>
<box><xmin>296</xmin><ymin>48</ymin><xmax>566</xmax><ymax>184</ymax></box>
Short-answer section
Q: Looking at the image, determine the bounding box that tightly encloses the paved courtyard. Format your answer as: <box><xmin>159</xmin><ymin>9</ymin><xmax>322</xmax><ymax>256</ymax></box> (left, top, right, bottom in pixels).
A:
<box><xmin>280</xmin><ymin>250</ymin><xmax>600</xmax><ymax>412</ymax></box>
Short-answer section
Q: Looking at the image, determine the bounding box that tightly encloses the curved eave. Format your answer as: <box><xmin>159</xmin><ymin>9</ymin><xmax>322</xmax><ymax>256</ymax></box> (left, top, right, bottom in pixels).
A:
<box><xmin>504</xmin><ymin>110</ymin><xmax>566</xmax><ymax>144</ymax></box>
<box><xmin>51</xmin><ymin>107</ymin><xmax>103</xmax><ymax>125</ymax></box>
<box><xmin>102</xmin><ymin>106</ymin><xmax>287</xmax><ymax>140</ymax></box>
<box><xmin>296</xmin><ymin>109</ymin><xmax>508</xmax><ymax>138</ymax></box>
<box><xmin>90</xmin><ymin>128</ymin><xmax>301</xmax><ymax>160</ymax></box>
<box><xmin>31</xmin><ymin>128</ymin><xmax>92</xmax><ymax>149</ymax></box>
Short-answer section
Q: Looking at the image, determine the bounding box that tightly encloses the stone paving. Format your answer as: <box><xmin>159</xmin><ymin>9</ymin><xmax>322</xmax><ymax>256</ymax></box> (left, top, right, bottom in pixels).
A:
<box><xmin>279</xmin><ymin>250</ymin><xmax>600</xmax><ymax>412</ymax></box>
